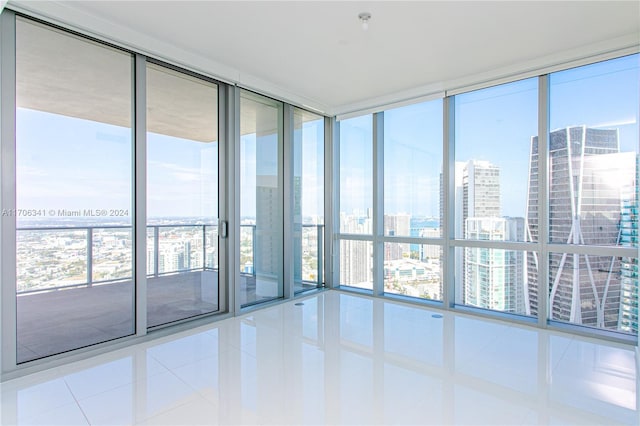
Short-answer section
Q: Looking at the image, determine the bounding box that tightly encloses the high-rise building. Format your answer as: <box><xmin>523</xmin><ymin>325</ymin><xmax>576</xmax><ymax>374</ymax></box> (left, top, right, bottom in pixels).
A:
<box><xmin>419</xmin><ymin>227</ymin><xmax>441</xmax><ymax>260</ymax></box>
<box><xmin>340</xmin><ymin>209</ymin><xmax>372</xmax><ymax>234</ymax></box>
<box><xmin>618</xmin><ymin>155</ymin><xmax>639</xmax><ymax>334</ymax></box>
<box><xmin>384</xmin><ymin>213</ymin><xmax>411</xmax><ymax>260</ymax></box>
<box><xmin>255</xmin><ymin>174</ymin><xmax>280</xmax><ymax>296</ymax></box>
<box><xmin>462</xmin><ymin>160</ymin><xmax>500</xmax><ymax>237</ymax></box>
<box><xmin>340</xmin><ymin>239</ymin><xmax>373</xmax><ymax>286</ymax></box>
<box><xmin>526</xmin><ymin>126</ymin><xmax>636</xmax><ymax>329</ymax></box>
<box><xmin>464</xmin><ymin>217</ymin><xmax>525</xmax><ymax>312</ymax></box>
<box><xmin>455</xmin><ymin>160</ymin><xmax>526</xmax><ymax>311</ymax></box>
<box><xmin>293</xmin><ymin>174</ymin><xmax>303</xmax><ymax>284</ymax></box>
<box><xmin>339</xmin><ymin>209</ymin><xmax>373</xmax><ymax>286</ymax></box>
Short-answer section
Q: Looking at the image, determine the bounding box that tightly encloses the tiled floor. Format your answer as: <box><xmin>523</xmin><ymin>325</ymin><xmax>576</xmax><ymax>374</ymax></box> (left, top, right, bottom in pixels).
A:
<box><xmin>1</xmin><ymin>291</ymin><xmax>638</xmax><ymax>425</ymax></box>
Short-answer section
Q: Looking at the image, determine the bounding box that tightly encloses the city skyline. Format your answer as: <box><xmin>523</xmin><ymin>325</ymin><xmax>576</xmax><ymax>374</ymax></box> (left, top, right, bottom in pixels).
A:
<box><xmin>14</xmin><ymin>52</ymin><xmax>638</xmax><ymax>336</ymax></box>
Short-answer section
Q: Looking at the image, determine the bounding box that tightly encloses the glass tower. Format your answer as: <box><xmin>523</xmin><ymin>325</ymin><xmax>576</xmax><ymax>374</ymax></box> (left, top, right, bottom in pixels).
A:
<box><xmin>526</xmin><ymin>126</ymin><xmax>636</xmax><ymax>329</ymax></box>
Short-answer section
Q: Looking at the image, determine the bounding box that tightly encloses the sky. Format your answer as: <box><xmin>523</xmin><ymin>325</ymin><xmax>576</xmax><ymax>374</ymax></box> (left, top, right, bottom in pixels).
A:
<box><xmin>16</xmin><ymin>105</ymin><xmax>325</xmax><ymax>223</ymax></box>
<box><xmin>15</xmin><ymin>54</ymin><xmax>639</xmax><ymax>227</ymax></box>
<box><xmin>16</xmin><ymin>110</ymin><xmax>219</xmax><ymax>223</ymax></box>
<box><xmin>339</xmin><ymin>53</ymin><xmax>639</xmax><ymax>219</ymax></box>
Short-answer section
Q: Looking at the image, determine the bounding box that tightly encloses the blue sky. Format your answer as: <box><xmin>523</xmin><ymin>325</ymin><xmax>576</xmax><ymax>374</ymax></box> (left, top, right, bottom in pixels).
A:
<box><xmin>15</xmin><ymin>55</ymin><xmax>639</xmax><ymax>224</ymax></box>
<box><xmin>147</xmin><ymin>132</ymin><xmax>217</xmax><ymax>219</ymax></box>
<box><xmin>340</xmin><ymin>53</ymin><xmax>639</xmax><ymax>219</ymax></box>
<box><xmin>17</xmin><ymin>109</ymin><xmax>132</xmax><ymax>216</ymax></box>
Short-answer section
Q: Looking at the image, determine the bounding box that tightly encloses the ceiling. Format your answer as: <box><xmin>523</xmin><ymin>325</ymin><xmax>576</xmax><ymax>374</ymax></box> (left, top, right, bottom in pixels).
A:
<box><xmin>17</xmin><ymin>18</ymin><xmax>220</xmax><ymax>142</ymax></box>
<box><xmin>6</xmin><ymin>1</ymin><xmax>640</xmax><ymax>116</ymax></box>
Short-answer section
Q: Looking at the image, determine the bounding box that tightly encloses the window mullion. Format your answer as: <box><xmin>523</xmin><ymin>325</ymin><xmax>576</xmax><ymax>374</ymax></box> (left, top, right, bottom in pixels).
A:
<box><xmin>372</xmin><ymin>112</ymin><xmax>384</xmax><ymax>296</ymax></box>
<box><xmin>538</xmin><ymin>74</ymin><xmax>550</xmax><ymax>329</ymax></box>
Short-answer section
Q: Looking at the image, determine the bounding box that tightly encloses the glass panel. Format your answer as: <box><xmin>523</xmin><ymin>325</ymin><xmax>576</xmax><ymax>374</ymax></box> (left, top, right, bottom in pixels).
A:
<box><xmin>240</xmin><ymin>91</ymin><xmax>283</xmax><ymax>307</ymax></box>
<box><xmin>384</xmin><ymin>243</ymin><xmax>442</xmax><ymax>300</ymax></box>
<box><xmin>17</xmin><ymin>229</ymin><xmax>88</xmax><ymax>290</ymax></box>
<box><xmin>549</xmin><ymin>252</ymin><xmax>638</xmax><ymax>333</ymax></box>
<box><xmin>339</xmin><ymin>115</ymin><xmax>373</xmax><ymax>234</ymax></box>
<box><xmin>454</xmin><ymin>78</ymin><xmax>538</xmax><ymax>241</ymax></box>
<box><xmin>547</xmin><ymin>54</ymin><xmax>639</xmax><ymax>335</ymax></box>
<box><xmin>454</xmin><ymin>79</ymin><xmax>538</xmax><ymax>318</ymax></box>
<box><xmin>146</xmin><ymin>63</ymin><xmax>218</xmax><ymax>327</ymax></box>
<box><xmin>293</xmin><ymin>108</ymin><xmax>324</xmax><ymax>294</ymax></box>
<box><xmin>455</xmin><ymin>247</ymin><xmax>533</xmax><ymax>316</ymax></box>
<box><xmin>339</xmin><ymin>240</ymin><xmax>373</xmax><ymax>291</ymax></box>
<box><xmin>619</xmin><ymin>256</ymin><xmax>638</xmax><ymax>334</ymax></box>
<box><xmin>15</xmin><ymin>18</ymin><xmax>134</xmax><ymax>362</ymax></box>
<box><xmin>205</xmin><ymin>225</ymin><xmax>219</xmax><ymax>270</ymax></box>
<box><xmin>92</xmin><ymin>228</ymin><xmax>132</xmax><ymax>282</ymax></box>
<box><xmin>384</xmin><ymin>99</ymin><xmax>443</xmax><ymax>238</ymax></box>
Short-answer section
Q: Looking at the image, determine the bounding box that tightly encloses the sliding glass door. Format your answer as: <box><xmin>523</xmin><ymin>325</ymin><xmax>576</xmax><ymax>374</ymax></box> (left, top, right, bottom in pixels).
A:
<box><xmin>146</xmin><ymin>63</ymin><xmax>219</xmax><ymax>327</ymax></box>
<box><xmin>239</xmin><ymin>91</ymin><xmax>283</xmax><ymax>307</ymax></box>
<box><xmin>15</xmin><ymin>18</ymin><xmax>135</xmax><ymax>362</ymax></box>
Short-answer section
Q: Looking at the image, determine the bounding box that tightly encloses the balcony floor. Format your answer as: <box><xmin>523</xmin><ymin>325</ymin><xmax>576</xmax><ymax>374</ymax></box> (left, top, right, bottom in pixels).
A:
<box><xmin>16</xmin><ymin>271</ymin><xmax>320</xmax><ymax>363</ymax></box>
<box><xmin>17</xmin><ymin>271</ymin><xmax>219</xmax><ymax>363</ymax></box>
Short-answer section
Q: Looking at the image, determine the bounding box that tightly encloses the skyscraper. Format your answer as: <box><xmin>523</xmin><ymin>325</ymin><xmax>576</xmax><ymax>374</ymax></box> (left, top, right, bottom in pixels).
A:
<box><xmin>384</xmin><ymin>213</ymin><xmax>411</xmax><ymax>260</ymax></box>
<box><xmin>340</xmin><ymin>239</ymin><xmax>373</xmax><ymax>287</ymax></box>
<box><xmin>340</xmin><ymin>210</ymin><xmax>373</xmax><ymax>287</ymax></box>
<box><xmin>458</xmin><ymin>160</ymin><xmax>525</xmax><ymax>311</ymax></box>
<box><xmin>255</xmin><ymin>174</ymin><xmax>280</xmax><ymax>297</ymax></box>
<box><xmin>462</xmin><ymin>160</ymin><xmax>501</xmax><ymax>237</ymax></box>
<box><xmin>618</xmin><ymin>155</ymin><xmax>639</xmax><ymax>334</ymax></box>
<box><xmin>464</xmin><ymin>217</ymin><xmax>525</xmax><ymax>312</ymax></box>
<box><xmin>526</xmin><ymin>126</ymin><xmax>636</xmax><ymax>329</ymax></box>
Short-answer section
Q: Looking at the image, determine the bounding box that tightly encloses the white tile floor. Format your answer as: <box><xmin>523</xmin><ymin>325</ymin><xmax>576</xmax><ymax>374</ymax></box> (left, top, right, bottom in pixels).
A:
<box><xmin>1</xmin><ymin>290</ymin><xmax>638</xmax><ymax>425</ymax></box>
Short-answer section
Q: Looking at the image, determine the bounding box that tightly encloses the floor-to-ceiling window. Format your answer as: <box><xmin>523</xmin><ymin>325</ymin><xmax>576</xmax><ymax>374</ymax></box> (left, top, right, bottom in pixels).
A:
<box><xmin>547</xmin><ymin>55</ymin><xmax>639</xmax><ymax>335</ymax></box>
<box><xmin>15</xmin><ymin>18</ymin><xmax>135</xmax><ymax>362</ymax></box>
<box><xmin>292</xmin><ymin>108</ymin><xmax>325</xmax><ymax>294</ymax></box>
<box><xmin>453</xmin><ymin>78</ymin><xmax>538</xmax><ymax>317</ymax></box>
<box><xmin>2</xmin><ymin>8</ymin><xmax>637</xmax><ymax>380</ymax></box>
<box><xmin>2</xmin><ymin>12</ymin><xmax>331</xmax><ymax>375</ymax></box>
<box><xmin>334</xmin><ymin>54</ymin><xmax>638</xmax><ymax>342</ymax></box>
<box><xmin>239</xmin><ymin>90</ymin><xmax>283</xmax><ymax>307</ymax></box>
<box><xmin>338</xmin><ymin>115</ymin><xmax>374</xmax><ymax>291</ymax></box>
<box><xmin>146</xmin><ymin>63</ymin><xmax>219</xmax><ymax>328</ymax></box>
<box><xmin>383</xmin><ymin>100</ymin><xmax>443</xmax><ymax>300</ymax></box>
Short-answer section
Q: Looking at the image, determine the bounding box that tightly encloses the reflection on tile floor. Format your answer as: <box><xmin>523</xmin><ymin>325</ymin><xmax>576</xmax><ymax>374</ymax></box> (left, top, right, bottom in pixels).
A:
<box><xmin>1</xmin><ymin>290</ymin><xmax>638</xmax><ymax>425</ymax></box>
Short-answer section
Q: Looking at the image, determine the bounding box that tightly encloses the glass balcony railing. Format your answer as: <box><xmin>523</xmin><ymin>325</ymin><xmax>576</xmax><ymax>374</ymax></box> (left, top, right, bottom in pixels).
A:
<box><xmin>16</xmin><ymin>223</ymin><xmax>325</xmax><ymax>295</ymax></box>
<box><xmin>240</xmin><ymin>223</ymin><xmax>325</xmax><ymax>287</ymax></box>
<box><xmin>16</xmin><ymin>224</ymin><xmax>219</xmax><ymax>295</ymax></box>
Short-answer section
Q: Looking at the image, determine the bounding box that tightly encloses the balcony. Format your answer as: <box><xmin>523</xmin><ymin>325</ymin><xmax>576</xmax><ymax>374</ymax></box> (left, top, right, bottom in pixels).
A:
<box><xmin>16</xmin><ymin>223</ymin><xmax>324</xmax><ymax>363</ymax></box>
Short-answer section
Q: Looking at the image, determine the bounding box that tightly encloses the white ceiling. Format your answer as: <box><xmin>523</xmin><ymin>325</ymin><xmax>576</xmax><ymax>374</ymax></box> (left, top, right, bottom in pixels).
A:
<box><xmin>6</xmin><ymin>1</ymin><xmax>640</xmax><ymax>116</ymax></box>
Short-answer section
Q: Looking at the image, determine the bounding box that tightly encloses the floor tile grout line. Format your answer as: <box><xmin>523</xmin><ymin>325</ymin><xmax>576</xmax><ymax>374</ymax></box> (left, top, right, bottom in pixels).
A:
<box><xmin>550</xmin><ymin>336</ymin><xmax>576</xmax><ymax>374</ymax></box>
<box><xmin>68</xmin><ymin>365</ymin><xmax>205</xmax><ymax>425</ymax></box>
<box><xmin>163</xmin><ymin>364</ymin><xmax>218</xmax><ymax>408</ymax></box>
<box><xmin>141</xmin><ymin>363</ymin><xmax>218</xmax><ymax>425</ymax></box>
<box><xmin>63</xmin><ymin>378</ymin><xmax>92</xmax><ymax>426</ymax></box>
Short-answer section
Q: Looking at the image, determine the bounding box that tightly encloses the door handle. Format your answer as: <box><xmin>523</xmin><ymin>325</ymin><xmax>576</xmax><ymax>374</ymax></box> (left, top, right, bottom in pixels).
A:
<box><xmin>220</xmin><ymin>220</ymin><xmax>228</xmax><ymax>239</ymax></box>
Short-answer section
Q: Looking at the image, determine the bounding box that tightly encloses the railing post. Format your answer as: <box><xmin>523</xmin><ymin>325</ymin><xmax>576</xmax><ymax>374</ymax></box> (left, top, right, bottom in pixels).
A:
<box><xmin>318</xmin><ymin>224</ymin><xmax>324</xmax><ymax>287</ymax></box>
<box><xmin>154</xmin><ymin>226</ymin><xmax>159</xmax><ymax>277</ymax></box>
<box><xmin>202</xmin><ymin>225</ymin><xmax>207</xmax><ymax>270</ymax></box>
<box><xmin>87</xmin><ymin>228</ymin><xmax>93</xmax><ymax>286</ymax></box>
<box><xmin>252</xmin><ymin>224</ymin><xmax>257</xmax><ymax>276</ymax></box>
